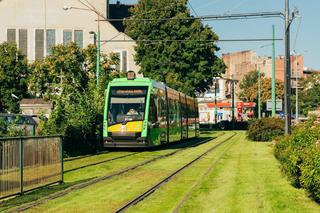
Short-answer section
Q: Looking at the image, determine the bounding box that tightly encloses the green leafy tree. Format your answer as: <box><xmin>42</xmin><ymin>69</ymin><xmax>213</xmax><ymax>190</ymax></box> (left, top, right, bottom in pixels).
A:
<box><xmin>238</xmin><ymin>70</ymin><xmax>265</xmax><ymax>101</ymax></box>
<box><xmin>29</xmin><ymin>43</ymin><xmax>120</xmax><ymax>155</ymax></box>
<box><xmin>238</xmin><ymin>70</ymin><xmax>284</xmax><ymax>115</ymax></box>
<box><xmin>298</xmin><ymin>73</ymin><xmax>320</xmax><ymax>116</ymax></box>
<box><xmin>28</xmin><ymin>43</ymin><xmax>88</xmax><ymax>99</ymax></box>
<box><xmin>125</xmin><ymin>0</ymin><xmax>225</xmax><ymax>96</ymax></box>
<box><xmin>0</xmin><ymin>42</ymin><xmax>28</xmax><ymax>113</ymax></box>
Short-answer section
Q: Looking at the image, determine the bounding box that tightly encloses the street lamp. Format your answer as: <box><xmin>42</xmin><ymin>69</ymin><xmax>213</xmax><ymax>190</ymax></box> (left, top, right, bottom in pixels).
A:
<box><xmin>63</xmin><ymin>3</ymin><xmax>104</xmax><ymax>86</ymax></box>
<box><xmin>292</xmin><ymin>50</ymin><xmax>299</xmax><ymax>123</ymax></box>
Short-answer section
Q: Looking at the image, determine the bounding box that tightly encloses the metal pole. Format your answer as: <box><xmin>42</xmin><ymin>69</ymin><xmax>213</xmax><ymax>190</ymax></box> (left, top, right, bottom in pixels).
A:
<box><xmin>296</xmin><ymin>60</ymin><xmax>299</xmax><ymax>123</ymax></box>
<box><xmin>231</xmin><ymin>75</ymin><xmax>235</xmax><ymax>130</ymax></box>
<box><xmin>214</xmin><ymin>77</ymin><xmax>218</xmax><ymax>124</ymax></box>
<box><xmin>19</xmin><ymin>138</ymin><xmax>24</xmax><ymax>195</ymax></box>
<box><xmin>272</xmin><ymin>25</ymin><xmax>276</xmax><ymax>117</ymax></box>
<box><xmin>96</xmin><ymin>14</ymin><xmax>101</xmax><ymax>86</ymax></box>
<box><xmin>60</xmin><ymin>137</ymin><xmax>64</xmax><ymax>184</ymax></box>
<box><xmin>258</xmin><ymin>66</ymin><xmax>261</xmax><ymax>119</ymax></box>
<box><xmin>284</xmin><ymin>0</ymin><xmax>291</xmax><ymax>134</ymax></box>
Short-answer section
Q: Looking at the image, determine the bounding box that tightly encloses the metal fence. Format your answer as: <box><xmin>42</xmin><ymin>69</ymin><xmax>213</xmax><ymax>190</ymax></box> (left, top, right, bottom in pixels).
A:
<box><xmin>0</xmin><ymin>136</ymin><xmax>63</xmax><ymax>199</ymax></box>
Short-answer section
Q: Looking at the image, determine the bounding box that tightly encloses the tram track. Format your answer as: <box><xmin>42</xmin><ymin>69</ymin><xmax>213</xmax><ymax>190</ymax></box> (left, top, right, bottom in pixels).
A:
<box><xmin>64</xmin><ymin>151</ymin><xmax>109</xmax><ymax>162</ymax></box>
<box><xmin>172</xmin><ymin>134</ymin><xmax>237</xmax><ymax>213</ymax></box>
<box><xmin>8</xmin><ymin>133</ymin><xmax>225</xmax><ymax>212</ymax></box>
<box><xmin>114</xmin><ymin>132</ymin><xmax>237</xmax><ymax>213</ymax></box>
<box><xmin>64</xmin><ymin>153</ymin><xmax>138</xmax><ymax>173</ymax></box>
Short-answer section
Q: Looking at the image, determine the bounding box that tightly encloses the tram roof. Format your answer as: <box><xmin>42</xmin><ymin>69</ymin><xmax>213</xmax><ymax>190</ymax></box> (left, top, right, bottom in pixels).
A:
<box><xmin>110</xmin><ymin>77</ymin><xmax>165</xmax><ymax>88</ymax></box>
<box><xmin>109</xmin><ymin>77</ymin><xmax>196</xmax><ymax>100</ymax></box>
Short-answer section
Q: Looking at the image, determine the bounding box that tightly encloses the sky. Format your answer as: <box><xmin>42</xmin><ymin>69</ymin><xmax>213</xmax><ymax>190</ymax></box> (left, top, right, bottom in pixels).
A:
<box><xmin>110</xmin><ymin>0</ymin><xmax>320</xmax><ymax>69</ymax></box>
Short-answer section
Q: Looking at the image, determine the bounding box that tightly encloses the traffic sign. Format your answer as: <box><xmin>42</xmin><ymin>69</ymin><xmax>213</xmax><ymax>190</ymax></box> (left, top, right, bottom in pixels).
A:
<box><xmin>266</xmin><ymin>99</ymin><xmax>282</xmax><ymax>111</ymax></box>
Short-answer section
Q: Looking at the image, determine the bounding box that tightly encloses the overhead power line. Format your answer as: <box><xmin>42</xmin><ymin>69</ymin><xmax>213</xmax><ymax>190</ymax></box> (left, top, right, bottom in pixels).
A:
<box><xmin>99</xmin><ymin>11</ymin><xmax>284</xmax><ymax>22</ymax></box>
<box><xmin>188</xmin><ymin>1</ymin><xmax>199</xmax><ymax>17</ymax></box>
<box><xmin>100</xmin><ymin>38</ymin><xmax>283</xmax><ymax>43</ymax></box>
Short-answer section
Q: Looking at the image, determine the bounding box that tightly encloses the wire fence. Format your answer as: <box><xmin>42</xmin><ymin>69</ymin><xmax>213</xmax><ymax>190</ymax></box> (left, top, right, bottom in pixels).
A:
<box><xmin>0</xmin><ymin>136</ymin><xmax>63</xmax><ymax>199</ymax></box>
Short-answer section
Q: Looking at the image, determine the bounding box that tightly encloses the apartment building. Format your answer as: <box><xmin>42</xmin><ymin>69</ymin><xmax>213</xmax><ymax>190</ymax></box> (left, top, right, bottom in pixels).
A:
<box><xmin>0</xmin><ymin>0</ymin><xmax>139</xmax><ymax>73</ymax></box>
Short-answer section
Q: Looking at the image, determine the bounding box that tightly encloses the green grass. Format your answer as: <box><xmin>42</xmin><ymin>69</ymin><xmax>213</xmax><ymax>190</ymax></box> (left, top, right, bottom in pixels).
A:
<box><xmin>4</xmin><ymin>131</ymin><xmax>317</xmax><ymax>213</ymax></box>
<box><xmin>0</xmin><ymin>132</ymin><xmax>223</xmax><ymax>212</ymax></box>
<box><xmin>20</xmin><ymin>132</ymin><xmax>235</xmax><ymax>213</ymax></box>
<box><xmin>178</xmin><ymin>133</ymin><xmax>320</xmax><ymax>213</ymax></box>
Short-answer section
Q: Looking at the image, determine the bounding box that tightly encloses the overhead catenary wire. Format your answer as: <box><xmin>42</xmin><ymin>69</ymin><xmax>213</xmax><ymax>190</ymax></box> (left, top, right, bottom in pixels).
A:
<box><xmin>98</xmin><ymin>11</ymin><xmax>284</xmax><ymax>22</ymax></box>
<box><xmin>188</xmin><ymin>1</ymin><xmax>199</xmax><ymax>17</ymax></box>
<box><xmin>100</xmin><ymin>38</ymin><xmax>283</xmax><ymax>43</ymax></box>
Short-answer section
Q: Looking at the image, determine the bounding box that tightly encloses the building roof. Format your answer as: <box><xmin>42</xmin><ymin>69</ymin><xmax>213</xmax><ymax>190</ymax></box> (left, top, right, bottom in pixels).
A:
<box><xmin>109</xmin><ymin>2</ymin><xmax>134</xmax><ymax>32</ymax></box>
<box><xmin>20</xmin><ymin>98</ymin><xmax>52</xmax><ymax>106</ymax></box>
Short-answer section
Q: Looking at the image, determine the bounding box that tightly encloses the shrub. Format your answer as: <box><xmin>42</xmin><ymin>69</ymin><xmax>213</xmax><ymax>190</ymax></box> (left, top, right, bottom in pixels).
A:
<box><xmin>247</xmin><ymin>118</ymin><xmax>284</xmax><ymax>141</ymax></box>
<box><xmin>300</xmin><ymin>144</ymin><xmax>320</xmax><ymax>202</ymax></box>
<box><xmin>274</xmin><ymin>120</ymin><xmax>320</xmax><ymax>201</ymax></box>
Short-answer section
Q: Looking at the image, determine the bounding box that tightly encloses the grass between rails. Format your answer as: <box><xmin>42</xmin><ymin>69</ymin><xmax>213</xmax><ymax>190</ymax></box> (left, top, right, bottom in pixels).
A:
<box><xmin>0</xmin><ymin>132</ymin><xmax>223</xmax><ymax>212</ymax></box>
<box><xmin>126</xmin><ymin>131</ymin><xmax>241</xmax><ymax>213</ymax></box>
<box><xmin>179</xmin><ymin>132</ymin><xmax>320</xmax><ymax>213</ymax></box>
<box><xmin>22</xmin><ymin>132</ymin><xmax>235</xmax><ymax>213</ymax></box>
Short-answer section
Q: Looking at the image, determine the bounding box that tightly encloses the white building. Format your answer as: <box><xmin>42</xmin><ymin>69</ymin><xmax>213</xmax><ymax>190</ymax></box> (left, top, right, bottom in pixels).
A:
<box><xmin>0</xmin><ymin>0</ymin><xmax>139</xmax><ymax>73</ymax></box>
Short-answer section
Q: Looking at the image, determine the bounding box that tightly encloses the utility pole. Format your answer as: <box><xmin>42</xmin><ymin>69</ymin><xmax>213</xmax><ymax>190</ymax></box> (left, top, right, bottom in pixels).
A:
<box><xmin>231</xmin><ymin>75</ymin><xmax>235</xmax><ymax>130</ymax></box>
<box><xmin>272</xmin><ymin>25</ymin><xmax>276</xmax><ymax>117</ymax></box>
<box><xmin>214</xmin><ymin>77</ymin><xmax>218</xmax><ymax>124</ymax></box>
<box><xmin>258</xmin><ymin>66</ymin><xmax>261</xmax><ymax>119</ymax></box>
<box><xmin>284</xmin><ymin>0</ymin><xmax>291</xmax><ymax>134</ymax></box>
<box><xmin>96</xmin><ymin>14</ymin><xmax>101</xmax><ymax>86</ymax></box>
<box><xmin>296</xmin><ymin>60</ymin><xmax>299</xmax><ymax>123</ymax></box>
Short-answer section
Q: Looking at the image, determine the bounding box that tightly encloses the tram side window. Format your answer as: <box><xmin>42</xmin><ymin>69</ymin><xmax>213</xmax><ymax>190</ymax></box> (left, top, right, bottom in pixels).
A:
<box><xmin>149</xmin><ymin>95</ymin><xmax>158</xmax><ymax>124</ymax></box>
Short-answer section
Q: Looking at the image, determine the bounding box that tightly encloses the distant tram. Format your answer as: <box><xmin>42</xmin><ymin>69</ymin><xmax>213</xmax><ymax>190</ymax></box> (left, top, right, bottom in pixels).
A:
<box><xmin>103</xmin><ymin>71</ymin><xmax>199</xmax><ymax>148</ymax></box>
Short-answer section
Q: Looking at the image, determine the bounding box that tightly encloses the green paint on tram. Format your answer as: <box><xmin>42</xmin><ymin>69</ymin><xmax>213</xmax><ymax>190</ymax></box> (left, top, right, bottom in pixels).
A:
<box><xmin>103</xmin><ymin>71</ymin><xmax>199</xmax><ymax>147</ymax></box>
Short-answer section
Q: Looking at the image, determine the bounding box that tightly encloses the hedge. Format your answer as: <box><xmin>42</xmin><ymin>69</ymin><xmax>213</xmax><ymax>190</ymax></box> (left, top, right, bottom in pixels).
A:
<box><xmin>247</xmin><ymin>118</ymin><xmax>284</xmax><ymax>141</ymax></box>
<box><xmin>274</xmin><ymin>120</ymin><xmax>320</xmax><ymax>202</ymax></box>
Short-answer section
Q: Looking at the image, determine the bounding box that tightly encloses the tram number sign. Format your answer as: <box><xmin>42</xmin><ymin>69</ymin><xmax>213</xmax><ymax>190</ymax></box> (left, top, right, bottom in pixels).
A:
<box><xmin>266</xmin><ymin>99</ymin><xmax>282</xmax><ymax>111</ymax></box>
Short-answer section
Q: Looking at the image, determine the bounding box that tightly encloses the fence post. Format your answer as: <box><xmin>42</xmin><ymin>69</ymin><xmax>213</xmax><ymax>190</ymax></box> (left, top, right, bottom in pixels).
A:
<box><xmin>19</xmin><ymin>138</ymin><xmax>24</xmax><ymax>195</ymax></box>
<box><xmin>60</xmin><ymin>137</ymin><xmax>64</xmax><ymax>184</ymax></box>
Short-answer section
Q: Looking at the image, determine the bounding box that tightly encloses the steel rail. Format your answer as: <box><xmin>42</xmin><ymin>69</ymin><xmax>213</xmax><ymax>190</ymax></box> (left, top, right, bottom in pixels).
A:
<box><xmin>114</xmin><ymin>132</ymin><xmax>237</xmax><ymax>213</ymax></box>
<box><xmin>7</xmin><ymin>133</ymin><xmax>224</xmax><ymax>212</ymax></box>
<box><xmin>64</xmin><ymin>153</ymin><xmax>138</xmax><ymax>173</ymax></box>
<box><xmin>172</xmin><ymin>135</ymin><xmax>237</xmax><ymax>212</ymax></box>
<box><xmin>64</xmin><ymin>151</ymin><xmax>109</xmax><ymax>162</ymax></box>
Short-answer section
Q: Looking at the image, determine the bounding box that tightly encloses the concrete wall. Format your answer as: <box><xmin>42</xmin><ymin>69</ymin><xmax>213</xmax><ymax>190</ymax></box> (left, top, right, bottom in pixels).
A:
<box><xmin>0</xmin><ymin>0</ymin><xmax>139</xmax><ymax>73</ymax></box>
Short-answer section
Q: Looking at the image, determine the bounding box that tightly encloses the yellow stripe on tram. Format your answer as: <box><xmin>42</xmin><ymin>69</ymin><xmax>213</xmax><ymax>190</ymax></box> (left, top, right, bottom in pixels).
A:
<box><xmin>108</xmin><ymin>121</ymin><xmax>143</xmax><ymax>133</ymax></box>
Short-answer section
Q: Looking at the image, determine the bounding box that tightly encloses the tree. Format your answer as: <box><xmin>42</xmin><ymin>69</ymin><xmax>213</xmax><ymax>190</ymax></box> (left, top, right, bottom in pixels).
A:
<box><xmin>125</xmin><ymin>0</ymin><xmax>225</xmax><ymax>96</ymax></box>
<box><xmin>238</xmin><ymin>70</ymin><xmax>284</xmax><ymax>114</ymax></box>
<box><xmin>29</xmin><ymin>43</ymin><xmax>120</xmax><ymax>155</ymax></box>
<box><xmin>298</xmin><ymin>73</ymin><xmax>320</xmax><ymax>116</ymax></box>
<box><xmin>0</xmin><ymin>42</ymin><xmax>28</xmax><ymax>113</ymax></box>
<box><xmin>238</xmin><ymin>70</ymin><xmax>265</xmax><ymax>101</ymax></box>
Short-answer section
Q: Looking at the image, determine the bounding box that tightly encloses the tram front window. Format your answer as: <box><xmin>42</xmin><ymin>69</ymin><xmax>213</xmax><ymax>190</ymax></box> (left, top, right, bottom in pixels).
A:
<box><xmin>108</xmin><ymin>87</ymin><xmax>148</xmax><ymax>125</ymax></box>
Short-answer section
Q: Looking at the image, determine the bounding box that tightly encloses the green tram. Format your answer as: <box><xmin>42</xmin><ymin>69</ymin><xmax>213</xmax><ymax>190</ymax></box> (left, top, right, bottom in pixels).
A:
<box><xmin>103</xmin><ymin>72</ymin><xmax>200</xmax><ymax>148</ymax></box>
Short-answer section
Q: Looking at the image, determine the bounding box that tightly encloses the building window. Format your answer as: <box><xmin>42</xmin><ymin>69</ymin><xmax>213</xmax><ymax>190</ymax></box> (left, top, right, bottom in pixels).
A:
<box><xmin>114</xmin><ymin>50</ymin><xmax>128</xmax><ymax>72</ymax></box>
<box><xmin>46</xmin><ymin>29</ymin><xmax>56</xmax><ymax>55</ymax></box>
<box><xmin>7</xmin><ymin>29</ymin><xmax>16</xmax><ymax>43</ymax></box>
<box><xmin>74</xmin><ymin>30</ymin><xmax>83</xmax><ymax>48</ymax></box>
<box><xmin>35</xmin><ymin>29</ymin><xmax>44</xmax><ymax>60</ymax></box>
<box><xmin>122</xmin><ymin>50</ymin><xmax>128</xmax><ymax>72</ymax></box>
<box><xmin>63</xmin><ymin>30</ymin><xmax>72</xmax><ymax>45</ymax></box>
<box><xmin>19</xmin><ymin>29</ymin><xmax>28</xmax><ymax>56</ymax></box>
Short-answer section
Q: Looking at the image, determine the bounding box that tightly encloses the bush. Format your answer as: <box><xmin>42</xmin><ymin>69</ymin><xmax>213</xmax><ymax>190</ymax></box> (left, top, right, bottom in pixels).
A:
<box><xmin>274</xmin><ymin>120</ymin><xmax>320</xmax><ymax>201</ymax></box>
<box><xmin>247</xmin><ymin>118</ymin><xmax>284</xmax><ymax>141</ymax></box>
<box><xmin>300</xmin><ymin>145</ymin><xmax>320</xmax><ymax>202</ymax></box>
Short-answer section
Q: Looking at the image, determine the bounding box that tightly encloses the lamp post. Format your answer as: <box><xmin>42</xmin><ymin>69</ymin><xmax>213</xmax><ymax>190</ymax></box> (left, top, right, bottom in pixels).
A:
<box><xmin>257</xmin><ymin>66</ymin><xmax>261</xmax><ymax>119</ymax></box>
<box><xmin>292</xmin><ymin>52</ymin><xmax>299</xmax><ymax>123</ymax></box>
<box><xmin>231</xmin><ymin>74</ymin><xmax>235</xmax><ymax>130</ymax></box>
<box><xmin>272</xmin><ymin>25</ymin><xmax>276</xmax><ymax>117</ymax></box>
<box><xmin>214</xmin><ymin>77</ymin><xmax>218</xmax><ymax>124</ymax></box>
<box><xmin>63</xmin><ymin>4</ymin><xmax>104</xmax><ymax>87</ymax></box>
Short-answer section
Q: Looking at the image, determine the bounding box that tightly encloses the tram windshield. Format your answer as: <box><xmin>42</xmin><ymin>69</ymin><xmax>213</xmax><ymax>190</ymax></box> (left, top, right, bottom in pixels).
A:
<box><xmin>108</xmin><ymin>86</ymin><xmax>148</xmax><ymax>125</ymax></box>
